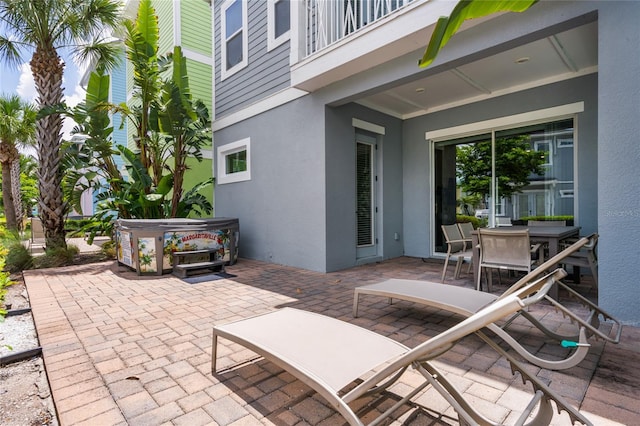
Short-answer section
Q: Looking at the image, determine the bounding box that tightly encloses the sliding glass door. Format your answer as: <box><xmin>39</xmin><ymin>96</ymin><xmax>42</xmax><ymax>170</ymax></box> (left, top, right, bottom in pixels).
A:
<box><xmin>434</xmin><ymin>119</ymin><xmax>574</xmax><ymax>253</ymax></box>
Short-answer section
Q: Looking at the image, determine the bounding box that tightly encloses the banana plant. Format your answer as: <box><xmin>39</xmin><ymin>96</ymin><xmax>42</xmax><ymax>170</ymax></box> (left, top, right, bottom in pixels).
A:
<box><xmin>419</xmin><ymin>0</ymin><xmax>538</xmax><ymax>68</ymax></box>
<box><xmin>156</xmin><ymin>46</ymin><xmax>212</xmax><ymax>217</ymax></box>
<box><xmin>43</xmin><ymin>0</ymin><xmax>213</xmax><ymax>238</ymax></box>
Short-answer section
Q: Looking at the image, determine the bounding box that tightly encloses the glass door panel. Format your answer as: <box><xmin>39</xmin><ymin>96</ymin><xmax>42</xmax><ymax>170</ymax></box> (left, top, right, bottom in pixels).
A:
<box><xmin>434</xmin><ymin>119</ymin><xmax>575</xmax><ymax>254</ymax></box>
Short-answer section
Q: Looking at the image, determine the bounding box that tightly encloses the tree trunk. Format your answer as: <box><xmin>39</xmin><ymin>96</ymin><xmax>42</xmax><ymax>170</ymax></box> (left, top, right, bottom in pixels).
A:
<box><xmin>1</xmin><ymin>159</ymin><xmax>17</xmax><ymax>230</ymax></box>
<box><xmin>31</xmin><ymin>47</ymin><xmax>67</xmax><ymax>250</ymax></box>
<box><xmin>11</xmin><ymin>158</ymin><xmax>24</xmax><ymax>231</ymax></box>
<box><xmin>0</xmin><ymin>142</ymin><xmax>18</xmax><ymax>231</ymax></box>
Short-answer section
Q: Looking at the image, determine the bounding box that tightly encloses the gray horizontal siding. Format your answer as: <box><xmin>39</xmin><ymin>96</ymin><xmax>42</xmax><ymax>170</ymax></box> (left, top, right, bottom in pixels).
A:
<box><xmin>214</xmin><ymin>0</ymin><xmax>291</xmax><ymax>117</ymax></box>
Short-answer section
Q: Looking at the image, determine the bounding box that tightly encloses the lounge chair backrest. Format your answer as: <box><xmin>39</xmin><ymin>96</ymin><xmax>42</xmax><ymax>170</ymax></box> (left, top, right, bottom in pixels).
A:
<box><xmin>478</xmin><ymin>228</ymin><xmax>532</xmax><ymax>269</ymax></box>
<box><xmin>351</xmin><ymin>269</ymin><xmax>566</xmax><ymax>398</ymax></box>
<box><xmin>499</xmin><ymin>233</ymin><xmax>592</xmax><ymax>298</ymax></box>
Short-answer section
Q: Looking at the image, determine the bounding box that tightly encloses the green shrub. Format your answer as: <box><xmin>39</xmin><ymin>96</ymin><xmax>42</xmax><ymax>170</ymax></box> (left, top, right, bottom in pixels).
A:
<box><xmin>33</xmin><ymin>245</ymin><xmax>80</xmax><ymax>269</ymax></box>
<box><xmin>5</xmin><ymin>242</ymin><xmax>33</xmax><ymax>273</ymax></box>
<box><xmin>456</xmin><ymin>215</ymin><xmax>482</xmax><ymax>229</ymax></box>
<box><xmin>0</xmin><ymin>248</ymin><xmax>16</xmax><ymax>318</ymax></box>
<box><xmin>0</xmin><ymin>230</ymin><xmax>34</xmax><ymax>272</ymax></box>
<box><xmin>100</xmin><ymin>240</ymin><xmax>116</xmax><ymax>259</ymax></box>
<box><xmin>520</xmin><ymin>215</ymin><xmax>574</xmax><ymax>222</ymax></box>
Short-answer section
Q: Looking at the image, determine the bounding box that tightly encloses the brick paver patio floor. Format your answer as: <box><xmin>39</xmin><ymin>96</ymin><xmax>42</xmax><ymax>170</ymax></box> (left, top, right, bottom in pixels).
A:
<box><xmin>23</xmin><ymin>257</ymin><xmax>640</xmax><ymax>425</ymax></box>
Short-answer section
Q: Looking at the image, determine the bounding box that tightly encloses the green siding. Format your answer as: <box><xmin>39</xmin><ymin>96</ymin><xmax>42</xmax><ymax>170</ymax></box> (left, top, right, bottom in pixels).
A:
<box><xmin>155</xmin><ymin>0</ymin><xmax>174</xmax><ymax>54</ymax></box>
<box><xmin>181</xmin><ymin>0</ymin><xmax>212</xmax><ymax>56</ymax></box>
<box><xmin>118</xmin><ymin>0</ymin><xmax>213</xmax><ymax>209</ymax></box>
<box><xmin>183</xmin><ymin>157</ymin><xmax>214</xmax><ymax>212</ymax></box>
<box><xmin>186</xmin><ymin>58</ymin><xmax>213</xmax><ymax>127</ymax></box>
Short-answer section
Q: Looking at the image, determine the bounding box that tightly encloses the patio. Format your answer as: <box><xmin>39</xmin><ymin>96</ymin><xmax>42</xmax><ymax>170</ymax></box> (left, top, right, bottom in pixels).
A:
<box><xmin>23</xmin><ymin>257</ymin><xmax>639</xmax><ymax>425</ymax></box>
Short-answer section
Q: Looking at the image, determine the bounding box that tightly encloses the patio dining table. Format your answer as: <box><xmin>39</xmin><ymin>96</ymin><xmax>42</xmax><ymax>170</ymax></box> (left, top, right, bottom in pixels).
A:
<box><xmin>471</xmin><ymin>225</ymin><xmax>580</xmax><ymax>299</ymax></box>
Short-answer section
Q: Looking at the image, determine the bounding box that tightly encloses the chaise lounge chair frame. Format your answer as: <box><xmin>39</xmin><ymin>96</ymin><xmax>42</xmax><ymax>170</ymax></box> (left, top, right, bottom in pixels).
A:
<box><xmin>212</xmin><ymin>270</ymin><xmax>592</xmax><ymax>426</ymax></box>
<box><xmin>353</xmin><ymin>234</ymin><xmax>622</xmax><ymax>371</ymax></box>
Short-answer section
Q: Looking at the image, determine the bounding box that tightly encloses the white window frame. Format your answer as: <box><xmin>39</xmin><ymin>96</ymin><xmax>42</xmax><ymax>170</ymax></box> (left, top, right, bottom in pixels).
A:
<box><xmin>267</xmin><ymin>0</ymin><xmax>290</xmax><ymax>51</ymax></box>
<box><xmin>534</xmin><ymin>140</ymin><xmax>553</xmax><ymax>167</ymax></box>
<box><xmin>221</xmin><ymin>0</ymin><xmax>248</xmax><ymax>80</ymax></box>
<box><xmin>217</xmin><ymin>138</ymin><xmax>251</xmax><ymax>184</ymax></box>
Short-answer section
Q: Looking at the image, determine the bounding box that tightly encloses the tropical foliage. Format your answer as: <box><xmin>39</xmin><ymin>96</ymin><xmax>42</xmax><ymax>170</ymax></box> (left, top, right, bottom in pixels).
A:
<box><xmin>0</xmin><ymin>95</ymin><xmax>36</xmax><ymax>231</ymax></box>
<box><xmin>0</xmin><ymin>245</ymin><xmax>15</xmax><ymax>318</ymax></box>
<box><xmin>419</xmin><ymin>0</ymin><xmax>538</xmax><ymax>67</ymax></box>
<box><xmin>0</xmin><ymin>0</ymin><xmax>123</xmax><ymax>250</ymax></box>
<box><xmin>55</xmin><ymin>0</ymin><xmax>212</xmax><ymax>240</ymax></box>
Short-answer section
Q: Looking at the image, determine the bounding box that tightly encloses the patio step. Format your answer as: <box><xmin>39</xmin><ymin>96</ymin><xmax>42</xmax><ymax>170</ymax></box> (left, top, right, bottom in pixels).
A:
<box><xmin>172</xmin><ymin>260</ymin><xmax>226</xmax><ymax>278</ymax></box>
<box><xmin>172</xmin><ymin>248</ymin><xmax>226</xmax><ymax>278</ymax></box>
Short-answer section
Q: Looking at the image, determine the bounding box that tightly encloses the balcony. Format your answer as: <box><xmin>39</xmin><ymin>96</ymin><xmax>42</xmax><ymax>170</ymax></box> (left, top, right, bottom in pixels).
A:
<box><xmin>303</xmin><ymin>0</ymin><xmax>416</xmax><ymax>57</ymax></box>
<box><xmin>291</xmin><ymin>0</ymin><xmax>455</xmax><ymax>91</ymax></box>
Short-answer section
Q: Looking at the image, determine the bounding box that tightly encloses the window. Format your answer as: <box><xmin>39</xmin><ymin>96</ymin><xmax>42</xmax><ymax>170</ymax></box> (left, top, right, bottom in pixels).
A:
<box><xmin>217</xmin><ymin>138</ymin><xmax>251</xmax><ymax>184</ymax></box>
<box><xmin>221</xmin><ymin>0</ymin><xmax>248</xmax><ymax>79</ymax></box>
<box><xmin>534</xmin><ymin>140</ymin><xmax>553</xmax><ymax>167</ymax></box>
<box><xmin>432</xmin><ymin>119</ymin><xmax>575</xmax><ymax>252</ymax></box>
<box><xmin>267</xmin><ymin>0</ymin><xmax>290</xmax><ymax>51</ymax></box>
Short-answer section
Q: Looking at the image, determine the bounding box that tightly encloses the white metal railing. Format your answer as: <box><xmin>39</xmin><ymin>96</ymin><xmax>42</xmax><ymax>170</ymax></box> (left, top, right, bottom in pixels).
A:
<box><xmin>304</xmin><ymin>0</ymin><xmax>414</xmax><ymax>57</ymax></box>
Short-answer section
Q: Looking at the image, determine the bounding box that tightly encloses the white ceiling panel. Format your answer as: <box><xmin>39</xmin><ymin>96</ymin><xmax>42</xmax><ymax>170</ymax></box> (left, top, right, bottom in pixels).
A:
<box><xmin>355</xmin><ymin>22</ymin><xmax>597</xmax><ymax>118</ymax></box>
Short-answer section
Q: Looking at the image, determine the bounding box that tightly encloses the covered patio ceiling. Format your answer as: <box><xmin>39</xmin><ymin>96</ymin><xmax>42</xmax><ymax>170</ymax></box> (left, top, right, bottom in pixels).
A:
<box><xmin>356</xmin><ymin>21</ymin><xmax>597</xmax><ymax>119</ymax></box>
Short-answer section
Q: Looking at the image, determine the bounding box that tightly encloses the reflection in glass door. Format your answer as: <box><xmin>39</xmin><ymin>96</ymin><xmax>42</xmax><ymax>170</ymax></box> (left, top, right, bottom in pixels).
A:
<box><xmin>434</xmin><ymin>119</ymin><xmax>575</xmax><ymax>254</ymax></box>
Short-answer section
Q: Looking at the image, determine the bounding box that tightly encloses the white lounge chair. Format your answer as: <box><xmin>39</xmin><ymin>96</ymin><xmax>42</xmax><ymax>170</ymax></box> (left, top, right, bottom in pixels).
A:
<box><xmin>353</xmin><ymin>234</ymin><xmax>621</xmax><ymax>371</ymax></box>
<box><xmin>212</xmin><ymin>270</ymin><xmax>593</xmax><ymax>426</ymax></box>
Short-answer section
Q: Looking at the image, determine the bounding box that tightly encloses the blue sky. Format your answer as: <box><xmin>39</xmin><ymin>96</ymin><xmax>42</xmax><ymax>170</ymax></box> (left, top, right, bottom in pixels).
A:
<box><xmin>0</xmin><ymin>55</ymin><xmax>86</xmax><ymax>140</ymax></box>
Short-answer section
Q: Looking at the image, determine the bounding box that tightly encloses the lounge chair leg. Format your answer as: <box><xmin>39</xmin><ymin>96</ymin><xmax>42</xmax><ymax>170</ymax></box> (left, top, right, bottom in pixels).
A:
<box><xmin>211</xmin><ymin>333</ymin><xmax>219</xmax><ymax>373</ymax></box>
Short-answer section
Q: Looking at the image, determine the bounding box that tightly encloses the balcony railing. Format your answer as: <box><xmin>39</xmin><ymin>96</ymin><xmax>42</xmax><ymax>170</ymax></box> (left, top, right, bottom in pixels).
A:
<box><xmin>304</xmin><ymin>0</ymin><xmax>415</xmax><ymax>58</ymax></box>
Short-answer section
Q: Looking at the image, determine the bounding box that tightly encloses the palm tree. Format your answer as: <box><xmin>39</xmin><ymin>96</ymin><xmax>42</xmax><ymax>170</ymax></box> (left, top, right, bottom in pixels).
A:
<box><xmin>0</xmin><ymin>95</ymin><xmax>36</xmax><ymax>232</ymax></box>
<box><xmin>0</xmin><ymin>0</ymin><xmax>122</xmax><ymax>249</ymax></box>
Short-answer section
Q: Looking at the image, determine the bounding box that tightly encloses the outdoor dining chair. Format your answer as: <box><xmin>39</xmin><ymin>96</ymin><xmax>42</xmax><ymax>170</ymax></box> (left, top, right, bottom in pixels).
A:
<box><xmin>440</xmin><ymin>224</ymin><xmax>472</xmax><ymax>282</ymax></box>
<box><xmin>476</xmin><ymin>228</ymin><xmax>540</xmax><ymax>292</ymax></box>
<box><xmin>456</xmin><ymin>221</ymin><xmax>474</xmax><ymax>250</ymax></box>
<box><xmin>562</xmin><ymin>233</ymin><xmax>598</xmax><ymax>289</ymax></box>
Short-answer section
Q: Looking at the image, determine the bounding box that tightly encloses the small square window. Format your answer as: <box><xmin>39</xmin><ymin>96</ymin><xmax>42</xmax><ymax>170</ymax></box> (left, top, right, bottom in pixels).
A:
<box><xmin>267</xmin><ymin>0</ymin><xmax>290</xmax><ymax>51</ymax></box>
<box><xmin>226</xmin><ymin>150</ymin><xmax>247</xmax><ymax>174</ymax></box>
<box><xmin>217</xmin><ymin>138</ymin><xmax>251</xmax><ymax>184</ymax></box>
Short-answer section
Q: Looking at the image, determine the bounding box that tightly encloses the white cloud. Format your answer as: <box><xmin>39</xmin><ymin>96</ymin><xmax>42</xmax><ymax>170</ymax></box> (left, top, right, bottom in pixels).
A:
<box><xmin>62</xmin><ymin>83</ymin><xmax>87</xmax><ymax>139</ymax></box>
<box><xmin>16</xmin><ymin>63</ymin><xmax>37</xmax><ymax>102</ymax></box>
<box><xmin>16</xmin><ymin>59</ymin><xmax>88</xmax><ymax>140</ymax></box>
